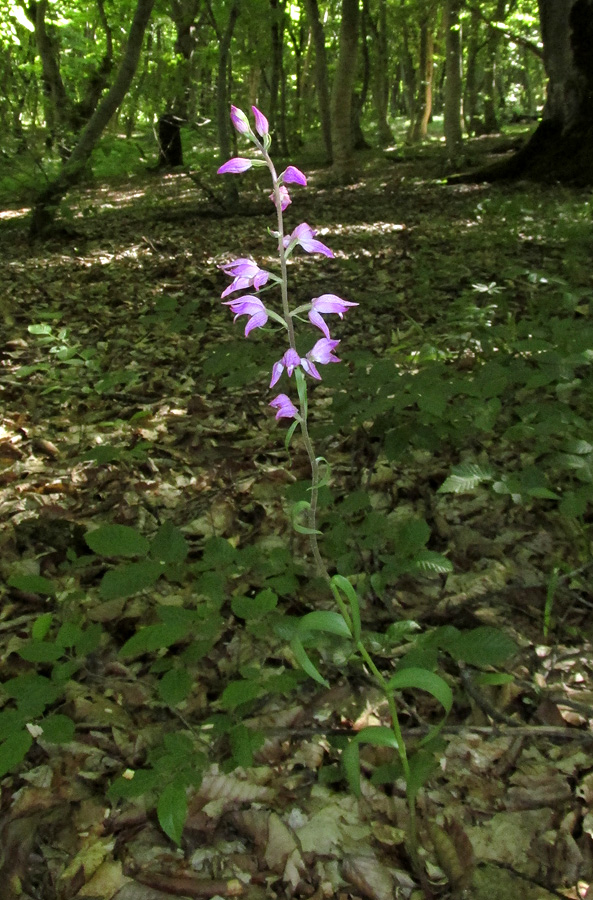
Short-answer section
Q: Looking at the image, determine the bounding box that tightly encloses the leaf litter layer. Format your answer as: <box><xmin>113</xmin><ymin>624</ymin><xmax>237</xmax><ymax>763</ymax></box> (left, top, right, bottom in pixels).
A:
<box><xmin>1</xmin><ymin>149</ymin><xmax>593</xmax><ymax>900</ymax></box>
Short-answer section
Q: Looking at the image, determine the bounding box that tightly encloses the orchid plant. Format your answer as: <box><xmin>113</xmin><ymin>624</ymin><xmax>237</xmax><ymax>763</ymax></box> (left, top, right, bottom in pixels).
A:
<box><xmin>217</xmin><ymin>104</ymin><xmax>453</xmax><ymax>870</ymax></box>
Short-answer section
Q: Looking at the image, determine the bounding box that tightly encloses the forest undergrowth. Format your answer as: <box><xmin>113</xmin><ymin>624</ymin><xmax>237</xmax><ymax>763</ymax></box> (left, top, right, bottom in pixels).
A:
<box><xmin>1</xmin><ymin>139</ymin><xmax>592</xmax><ymax>900</ymax></box>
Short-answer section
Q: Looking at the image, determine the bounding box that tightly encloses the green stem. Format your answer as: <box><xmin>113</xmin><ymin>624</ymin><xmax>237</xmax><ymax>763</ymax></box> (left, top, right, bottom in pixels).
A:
<box><xmin>258</xmin><ymin>133</ymin><xmax>418</xmax><ymax>869</ymax></box>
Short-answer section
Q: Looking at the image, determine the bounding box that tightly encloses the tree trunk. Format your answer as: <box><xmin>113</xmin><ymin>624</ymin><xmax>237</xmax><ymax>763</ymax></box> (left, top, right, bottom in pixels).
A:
<box><xmin>301</xmin><ymin>0</ymin><xmax>332</xmax><ymax>161</ymax></box>
<box><xmin>29</xmin><ymin>0</ymin><xmax>155</xmax><ymax>237</ymax></box>
<box><xmin>450</xmin><ymin>0</ymin><xmax>593</xmax><ymax>185</ymax></box>
<box><xmin>331</xmin><ymin>0</ymin><xmax>359</xmax><ymax>180</ymax></box>
<box><xmin>463</xmin><ymin>5</ymin><xmax>481</xmax><ymax>135</ymax></box>
<box><xmin>352</xmin><ymin>0</ymin><xmax>371</xmax><ymax>151</ymax></box>
<box><xmin>368</xmin><ymin>0</ymin><xmax>394</xmax><ymax>146</ymax></box>
<box><xmin>399</xmin><ymin>20</ymin><xmax>417</xmax><ymax>137</ymax></box>
<box><xmin>443</xmin><ymin>0</ymin><xmax>463</xmax><ymax>162</ymax></box>
<box><xmin>482</xmin><ymin>0</ymin><xmax>506</xmax><ymax>133</ymax></box>
<box><xmin>411</xmin><ymin>15</ymin><xmax>434</xmax><ymax>142</ymax></box>
<box><xmin>212</xmin><ymin>0</ymin><xmax>240</xmax><ymax>165</ymax></box>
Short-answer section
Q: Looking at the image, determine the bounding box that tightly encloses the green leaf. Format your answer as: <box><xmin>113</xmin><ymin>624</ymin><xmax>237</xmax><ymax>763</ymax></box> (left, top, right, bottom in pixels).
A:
<box><xmin>85</xmin><ymin>525</ymin><xmax>150</xmax><ymax>558</ymax></box>
<box><xmin>290</xmin><ymin>637</ymin><xmax>329</xmax><ymax>688</ymax></box>
<box><xmin>8</xmin><ymin>574</ymin><xmax>56</xmax><ymax>597</ymax></box>
<box><xmin>150</xmin><ymin>522</ymin><xmax>188</xmax><ymax>564</ymax></box>
<box><xmin>388</xmin><ymin>668</ymin><xmax>452</xmax><ymax>747</ymax></box>
<box><xmin>2</xmin><ymin>673</ymin><xmax>60</xmax><ymax>717</ymax></box>
<box><xmin>230</xmin><ymin>723</ymin><xmax>255</xmax><ymax>768</ymax></box>
<box><xmin>158</xmin><ymin>669</ymin><xmax>192</xmax><ymax>706</ymax></box>
<box><xmin>387</xmin><ymin>668</ymin><xmax>452</xmax><ymax>716</ymax></box>
<box><xmin>0</xmin><ymin>730</ymin><xmax>33</xmax><ymax>778</ymax></box>
<box><xmin>353</xmin><ymin>726</ymin><xmax>399</xmax><ymax>749</ymax></box>
<box><xmin>406</xmin><ymin>749</ymin><xmax>439</xmax><ymax>804</ymax></box>
<box><xmin>157</xmin><ymin>782</ymin><xmax>188</xmax><ymax>846</ymax></box>
<box><xmin>285</xmin><ymin>420</ymin><xmax>299</xmax><ymax>449</ymax></box>
<box><xmin>100</xmin><ymin>560</ymin><xmax>163</xmax><ymax>600</ymax></box>
<box><xmin>342</xmin><ymin>740</ymin><xmax>361</xmax><ymax>796</ymax></box>
<box><xmin>410</xmin><ymin>550</ymin><xmax>453</xmax><ymax>574</ymax></box>
<box><xmin>438</xmin><ymin>463</ymin><xmax>494</xmax><ymax>494</ymax></box>
<box><xmin>119</xmin><ymin>622</ymin><xmax>189</xmax><ymax>658</ymax></box>
<box><xmin>74</xmin><ymin>624</ymin><xmax>103</xmax><ymax>657</ymax></box>
<box><xmin>108</xmin><ymin>769</ymin><xmax>160</xmax><ymax>801</ymax></box>
<box><xmin>40</xmin><ymin>714</ymin><xmax>76</xmax><ymax>744</ymax></box>
<box><xmin>220</xmin><ymin>679</ymin><xmax>262</xmax><ymax>710</ymax></box>
<box><xmin>18</xmin><ymin>641</ymin><xmax>64</xmax><ymax>663</ymax></box>
<box><xmin>55</xmin><ymin>622</ymin><xmax>83</xmax><ymax>648</ymax></box>
<box><xmin>394</xmin><ymin>519</ymin><xmax>430</xmax><ymax>557</ymax></box>
<box><xmin>231</xmin><ymin>589</ymin><xmax>278</xmax><ymax>620</ymax></box>
<box><xmin>297</xmin><ymin>611</ymin><xmax>352</xmax><ymax>638</ymax></box>
<box><xmin>291</xmin><ymin>500</ymin><xmax>321</xmax><ymax>535</ymax></box>
<box><xmin>32</xmin><ymin>613</ymin><xmax>53</xmax><ymax>641</ymax></box>
<box><xmin>443</xmin><ymin>626</ymin><xmax>517</xmax><ymax>666</ymax></box>
<box><xmin>331</xmin><ymin>575</ymin><xmax>361</xmax><ymax>642</ymax></box>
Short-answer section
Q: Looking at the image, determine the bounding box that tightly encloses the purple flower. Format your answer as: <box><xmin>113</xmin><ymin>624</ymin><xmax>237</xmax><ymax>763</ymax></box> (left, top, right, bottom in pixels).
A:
<box><xmin>308</xmin><ymin>294</ymin><xmax>358</xmax><ymax>339</ymax></box>
<box><xmin>307</xmin><ymin>338</ymin><xmax>341</xmax><ymax>364</ymax></box>
<box><xmin>230</xmin><ymin>106</ymin><xmax>251</xmax><ymax>135</ymax></box>
<box><xmin>252</xmin><ymin>105</ymin><xmax>269</xmax><ymax>137</ymax></box>
<box><xmin>220</xmin><ymin>258</ymin><xmax>270</xmax><ymax>297</ymax></box>
<box><xmin>270</xmin><ymin>394</ymin><xmax>299</xmax><ymax>420</ymax></box>
<box><xmin>284</xmin><ymin>223</ymin><xmax>334</xmax><ymax>257</ymax></box>
<box><xmin>271</xmin><ymin>185</ymin><xmax>291</xmax><ymax>211</ymax></box>
<box><xmin>217</xmin><ymin>157</ymin><xmax>253</xmax><ymax>174</ymax></box>
<box><xmin>280</xmin><ymin>166</ymin><xmax>307</xmax><ymax>186</ymax></box>
<box><xmin>223</xmin><ymin>296</ymin><xmax>268</xmax><ymax>336</ymax></box>
<box><xmin>270</xmin><ymin>348</ymin><xmax>302</xmax><ymax>388</ymax></box>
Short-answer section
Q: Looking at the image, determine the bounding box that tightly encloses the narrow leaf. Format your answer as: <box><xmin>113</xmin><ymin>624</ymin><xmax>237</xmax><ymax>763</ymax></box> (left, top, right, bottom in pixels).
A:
<box><xmin>290</xmin><ymin>637</ymin><xmax>329</xmax><ymax>687</ymax></box>
<box><xmin>157</xmin><ymin>782</ymin><xmax>187</xmax><ymax>846</ymax></box>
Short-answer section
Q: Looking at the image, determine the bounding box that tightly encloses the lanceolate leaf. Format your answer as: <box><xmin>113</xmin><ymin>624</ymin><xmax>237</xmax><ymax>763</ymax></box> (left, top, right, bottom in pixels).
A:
<box><xmin>157</xmin><ymin>782</ymin><xmax>188</xmax><ymax>846</ymax></box>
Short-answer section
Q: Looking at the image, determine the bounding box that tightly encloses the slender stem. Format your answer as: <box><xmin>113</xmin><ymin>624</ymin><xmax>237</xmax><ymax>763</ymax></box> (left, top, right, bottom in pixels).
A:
<box><xmin>255</xmin><ymin>130</ymin><xmax>419</xmax><ymax>870</ymax></box>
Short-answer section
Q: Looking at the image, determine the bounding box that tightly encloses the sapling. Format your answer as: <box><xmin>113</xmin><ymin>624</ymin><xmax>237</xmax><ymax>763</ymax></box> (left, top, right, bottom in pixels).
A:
<box><xmin>217</xmin><ymin>105</ymin><xmax>452</xmax><ymax>871</ymax></box>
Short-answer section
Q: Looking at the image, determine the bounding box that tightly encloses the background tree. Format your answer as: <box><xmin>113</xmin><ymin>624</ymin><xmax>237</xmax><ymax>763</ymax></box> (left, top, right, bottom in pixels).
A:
<box><xmin>444</xmin><ymin>0</ymin><xmax>464</xmax><ymax>161</ymax></box>
<box><xmin>330</xmin><ymin>0</ymin><xmax>359</xmax><ymax>178</ymax></box>
<box><xmin>30</xmin><ymin>0</ymin><xmax>155</xmax><ymax>236</ymax></box>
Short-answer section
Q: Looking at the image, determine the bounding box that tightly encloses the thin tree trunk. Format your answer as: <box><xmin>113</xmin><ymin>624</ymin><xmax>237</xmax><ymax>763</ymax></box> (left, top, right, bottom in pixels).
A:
<box><xmin>483</xmin><ymin>0</ymin><xmax>506</xmax><ymax>133</ymax></box>
<box><xmin>400</xmin><ymin>19</ymin><xmax>417</xmax><ymax>138</ymax></box>
<box><xmin>411</xmin><ymin>15</ymin><xmax>434</xmax><ymax>142</ymax></box>
<box><xmin>368</xmin><ymin>0</ymin><xmax>394</xmax><ymax>146</ymax></box>
<box><xmin>463</xmin><ymin>5</ymin><xmax>480</xmax><ymax>135</ymax></box>
<box><xmin>301</xmin><ymin>0</ymin><xmax>332</xmax><ymax>161</ymax></box>
<box><xmin>30</xmin><ymin>0</ymin><xmax>155</xmax><ymax>237</ymax></box>
<box><xmin>443</xmin><ymin>0</ymin><xmax>463</xmax><ymax>161</ymax></box>
<box><xmin>211</xmin><ymin>0</ymin><xmax>240</xmax><ymax>165</ymax></box>
<box><xmin>331</xmin><ymin>0</ymin><xmax>359</xmax><ymax>179</ymax></box>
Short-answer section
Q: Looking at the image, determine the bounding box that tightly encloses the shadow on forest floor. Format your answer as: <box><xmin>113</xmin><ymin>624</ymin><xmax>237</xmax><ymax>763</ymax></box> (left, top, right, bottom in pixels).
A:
<box><xmin>0</xmin><ymin>132</ymin><xmax>592</xmax><ymax>899</ymax></box>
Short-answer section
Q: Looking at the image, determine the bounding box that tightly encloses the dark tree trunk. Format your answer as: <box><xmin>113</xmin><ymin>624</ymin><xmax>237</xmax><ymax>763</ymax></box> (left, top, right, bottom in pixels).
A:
<box><xmin>451</xmin><ymin>0</ymin><xmax>593</xmax><ymax>185</ymax></box>
<box><xmin>158</xmin><ymin>114</ymin><xmax>184</xmax><ymax>166</ymax></box>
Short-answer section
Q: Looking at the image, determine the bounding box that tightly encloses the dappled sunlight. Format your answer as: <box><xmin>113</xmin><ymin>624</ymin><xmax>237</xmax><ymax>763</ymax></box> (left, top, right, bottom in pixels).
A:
<box><xmin>0</xmin><ymin>207</ymin><xmax>29</xmax><ymax>220</ymax></box>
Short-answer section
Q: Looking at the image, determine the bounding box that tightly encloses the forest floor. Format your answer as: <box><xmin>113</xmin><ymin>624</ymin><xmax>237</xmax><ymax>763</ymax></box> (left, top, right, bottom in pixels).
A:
<box><xmin>1</xmin><ymin>133</ymin><xmax>593</xmax><ymax>900</ymax></box>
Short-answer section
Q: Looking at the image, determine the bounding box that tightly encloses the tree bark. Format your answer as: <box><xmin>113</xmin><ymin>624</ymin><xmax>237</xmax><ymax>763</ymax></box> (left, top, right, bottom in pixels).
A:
<box><xmin>463</xmin><ymin>5</ymin><xmax>481</xmax><ymax>135</ymax></box>
<box><xmin>451</xmin><ymin>0</ymin><xmax>593</xmax><ymax>185</ymax></box>
<box><xmin>29</xmin><ymin>0</ymin><xmax>155</xmax><ymax>237</ymax></box>
<box><xmin>482</xmin><ymin>0</ymin><xmax>506</xmax><ymax>133</ymax></box>
<box><xmin>410</xmin><ymin>14</ymin><xmax>434</xmax><ymax>142</ymax></box>
<box><xmin>443</xmin><ymin>0</ymin><xmax>463</xmax><ymax>161</ymax></box>
<box><xmin>331</xmin><ymin>0</ymin><xmax>359</xmax><ymax>179</ymax></box>
<box><xmin>368</xmin><ymin>0</ymin><xmax>394</xmax><ymax>146</ymax></box>
<box><xmin>301</xmin><ymin>0</ymin><xmax>332</xmax><ymax>161</ymax></box>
